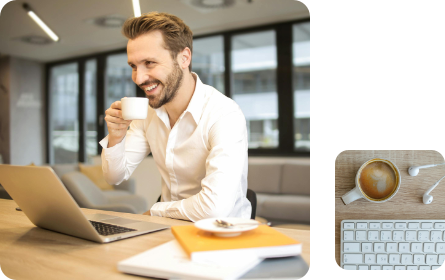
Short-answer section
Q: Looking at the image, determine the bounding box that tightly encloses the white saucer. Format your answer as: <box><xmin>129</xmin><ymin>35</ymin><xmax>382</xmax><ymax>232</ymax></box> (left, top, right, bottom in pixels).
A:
<box><xmin>194</xmin><ymin>217</ymin><xmax>259</xmax><ymax>237</ymax></box>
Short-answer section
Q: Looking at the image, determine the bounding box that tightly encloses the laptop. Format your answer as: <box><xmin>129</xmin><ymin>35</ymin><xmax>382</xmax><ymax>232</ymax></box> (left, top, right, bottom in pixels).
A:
<box><xmin>0</xmin><ymin>165</ymin><xmax>169</xmax><ymax>243</ymax></box>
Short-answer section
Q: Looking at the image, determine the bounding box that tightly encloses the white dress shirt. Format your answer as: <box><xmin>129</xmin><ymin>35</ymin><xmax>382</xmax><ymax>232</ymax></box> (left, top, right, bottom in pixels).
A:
<box><xmin>99</xmin><ymin>73</ymin><xmax>251</xmax><ymax>222</ymax></box>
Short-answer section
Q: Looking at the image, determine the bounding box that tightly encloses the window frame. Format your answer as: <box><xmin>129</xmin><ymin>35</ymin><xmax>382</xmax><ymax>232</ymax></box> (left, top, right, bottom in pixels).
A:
<box><xmin>45</xmin><ymin>18</ymin><xmax>309</xmax><ymax>163</ymax></box>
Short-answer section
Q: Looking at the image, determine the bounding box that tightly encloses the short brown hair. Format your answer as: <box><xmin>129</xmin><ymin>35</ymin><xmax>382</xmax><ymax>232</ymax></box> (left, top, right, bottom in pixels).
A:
<box><xmin>122</xmin><ymin>12</ymin><xmax>193</xmax><ymax>71</ymax></box>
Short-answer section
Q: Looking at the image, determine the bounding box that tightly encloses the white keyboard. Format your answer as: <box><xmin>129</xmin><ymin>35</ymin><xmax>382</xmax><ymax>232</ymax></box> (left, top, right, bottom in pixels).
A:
<box><xmin>341</xmin><ymin>220</ymin><xmax>445</xmax><ymax>270</ymax></box>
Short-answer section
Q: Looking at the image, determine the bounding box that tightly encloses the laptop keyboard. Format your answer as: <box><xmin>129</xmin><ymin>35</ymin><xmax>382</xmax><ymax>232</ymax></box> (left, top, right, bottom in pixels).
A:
<box><xmin>89</xmin><ymin>220</ymin><xmax>137</xmax><ymax>236</ymax></box>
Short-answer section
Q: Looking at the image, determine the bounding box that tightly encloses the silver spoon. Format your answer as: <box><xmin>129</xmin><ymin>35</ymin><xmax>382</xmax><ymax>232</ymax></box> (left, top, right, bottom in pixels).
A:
<box><xmin>214</xmin><ymin>219</ymin><xmax>271</xmax><ymax>228</ymax></box>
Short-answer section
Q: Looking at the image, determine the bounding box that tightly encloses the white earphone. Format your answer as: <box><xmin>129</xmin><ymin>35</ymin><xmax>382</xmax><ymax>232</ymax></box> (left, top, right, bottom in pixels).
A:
<box><xmin>408</xmin><ymin>162</ymin><xmax>445</xmax><ymax>204</ymax></box>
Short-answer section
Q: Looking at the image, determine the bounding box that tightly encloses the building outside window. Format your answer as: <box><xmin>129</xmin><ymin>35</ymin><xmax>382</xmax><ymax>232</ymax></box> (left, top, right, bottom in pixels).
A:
<box><xmin>49</xmin><ymin>63</ymin><xmax>79</xmax><ymax>164</ymax></box>
<box><xmin>231</xmin><ymin>30</ymin><xmax>279</xmax><ymax>149</ymax></box>
<box><xmin>293</xmin><ymin>22</ymin><xmax>310</xmax><ymax>151</ymax></box>
<box><xmin>192</xmin><ymin>35</ymin><xmax>225</xmax><ymax>93</ymax></box>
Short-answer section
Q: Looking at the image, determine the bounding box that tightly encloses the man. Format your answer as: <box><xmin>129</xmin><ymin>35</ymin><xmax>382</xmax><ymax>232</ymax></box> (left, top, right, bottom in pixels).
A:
<box><xmin>100</xmin><ymin>12</ymin><xmax>251</xmax><ymax>221</ymax></box>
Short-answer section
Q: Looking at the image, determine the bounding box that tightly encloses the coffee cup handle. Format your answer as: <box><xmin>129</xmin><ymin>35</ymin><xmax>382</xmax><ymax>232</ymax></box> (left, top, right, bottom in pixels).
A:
<box><xmin>341</xmin><ymin>187</ymin><xmax>363</xmax><ymax>205</ymax></box>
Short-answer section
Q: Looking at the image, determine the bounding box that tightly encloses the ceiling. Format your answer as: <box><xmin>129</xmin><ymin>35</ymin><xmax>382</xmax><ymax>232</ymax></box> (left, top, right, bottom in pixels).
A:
<box><xmin>0</xmin><ymin>0</ymin><xmax>309</xmax><ymax>63</ymax></box>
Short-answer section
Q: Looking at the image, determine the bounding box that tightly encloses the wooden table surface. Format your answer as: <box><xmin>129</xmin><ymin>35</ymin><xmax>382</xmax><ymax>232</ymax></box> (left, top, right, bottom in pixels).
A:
<box><xmin>0</xmin><ymin>199</ymin><xmax>310</xmax><ymax>280</ymax></box>
<box><xmin>335</xmin><ymin>150</ymin><xmax>445</xmax><ymax>265</ymax></box>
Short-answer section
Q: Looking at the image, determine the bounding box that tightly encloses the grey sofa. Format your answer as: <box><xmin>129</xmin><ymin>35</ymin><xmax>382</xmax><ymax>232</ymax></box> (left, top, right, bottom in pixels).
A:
<box><xmin>52</xmin><ymin>164</ymin><xmax>147</xmax><ymax>214</ymax></box>
<box><xmin>248</xmin><ymin>160</ymin><xmax>310</xmax><ymax>225</ymax></box>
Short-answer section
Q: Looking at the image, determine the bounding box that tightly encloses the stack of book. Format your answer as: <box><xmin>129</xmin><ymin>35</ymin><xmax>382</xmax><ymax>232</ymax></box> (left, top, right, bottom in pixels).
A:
<box><xmin>118</xmin><ymin>224</ymin><xmax>302</xmax><ymax>280</ymax></box>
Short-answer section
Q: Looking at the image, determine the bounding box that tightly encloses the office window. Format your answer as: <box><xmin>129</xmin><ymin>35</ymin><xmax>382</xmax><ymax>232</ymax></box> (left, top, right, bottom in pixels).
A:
<box><xmin>192</xmin><ymin>36</ymin><xmax>225</xmax><ymax>93</ymax></box>
<box><xmin>105</xmin><ymin>54</ymin><xmax>135</xmax><ymax>134</ymax></box>
<box><xmin>85</xmin><ymin>59</ymin><xmax>97</xmax><ymax>160</ymax></box>
<box><xmin>49</xmin><ymin>63</ymin><xmax>79</xmax><ymax>164</ymax></box>
<box><xmin>231</xmin><ymin>30</ymin><xmax>278</xmax><ymax>148</ymax></box>
<box><xmin>293</xmin><ymin>22</ymin><xmax>310</xmax><ymax>151</ymax></box>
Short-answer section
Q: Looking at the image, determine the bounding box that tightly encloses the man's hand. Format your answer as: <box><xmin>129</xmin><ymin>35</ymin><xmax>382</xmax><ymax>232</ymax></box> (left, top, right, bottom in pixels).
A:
<box><xmin>104</xmin><ymin>101</ymin><xmax>132</xmax><ymax>148</ymax></box>
<box><xmin>143</xmin><ymin>210</ymin><xmax>151</xmax><ymax>216</ymax></box>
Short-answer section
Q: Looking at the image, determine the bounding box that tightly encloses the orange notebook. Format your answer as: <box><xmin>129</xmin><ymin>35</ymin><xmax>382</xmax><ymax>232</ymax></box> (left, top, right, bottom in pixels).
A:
<box><xmin>171</xmin><ymin>225</ymin><xmax>302</xmax><ymax>262</ymax></box>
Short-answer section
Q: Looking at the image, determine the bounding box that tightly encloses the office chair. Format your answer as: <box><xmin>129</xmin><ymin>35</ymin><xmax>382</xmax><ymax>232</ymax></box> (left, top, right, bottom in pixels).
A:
<box><xmin>156</xmin><ymin>189</ymin><xmax>257</xmax><ymax>219</ymax></box>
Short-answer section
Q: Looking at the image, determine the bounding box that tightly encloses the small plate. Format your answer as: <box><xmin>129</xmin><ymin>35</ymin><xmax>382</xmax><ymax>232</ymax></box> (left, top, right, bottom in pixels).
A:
<box><xmin>194</xmin><ymin>217</ymin><xmax>258</xmax><ymax>237</ymax></box>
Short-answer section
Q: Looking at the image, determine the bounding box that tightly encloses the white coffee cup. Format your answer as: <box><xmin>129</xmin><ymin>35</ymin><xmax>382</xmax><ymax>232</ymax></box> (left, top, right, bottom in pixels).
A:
<box><xmin>341</xmin><ymin>158</ymin><xmax>401</xmax><ymax>205</ymax></box>
<box><xmin>121</xmin><ymin>97</ymin><xmax>148</xmax><ymax>120</ymax></box>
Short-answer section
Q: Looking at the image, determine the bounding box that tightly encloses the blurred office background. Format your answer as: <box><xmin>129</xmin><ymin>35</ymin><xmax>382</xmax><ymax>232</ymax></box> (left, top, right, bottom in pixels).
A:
<box><xmin>0</xmin><ymin>0</ymin><xmax>309</xmax><ymax>227</ymax></box>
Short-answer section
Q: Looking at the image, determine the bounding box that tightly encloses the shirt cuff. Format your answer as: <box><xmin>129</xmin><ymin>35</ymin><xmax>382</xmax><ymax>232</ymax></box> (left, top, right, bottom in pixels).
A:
<box><xmin>150</xmin><ymin>200</ymin><xmax>192</xmax><ymax>221</ymax></box>
<box><xmin>99</xmin><ymin>135</ymin><xmax>126</xmax><ymax>158</ymax></box>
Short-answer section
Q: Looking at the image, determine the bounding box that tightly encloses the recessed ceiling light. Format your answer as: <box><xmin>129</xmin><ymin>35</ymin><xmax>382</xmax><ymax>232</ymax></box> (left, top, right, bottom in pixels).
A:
<box><xmin>15</xmin><ymin>35</ymin><xmax>53</xmax><ymax>45</ymax></box>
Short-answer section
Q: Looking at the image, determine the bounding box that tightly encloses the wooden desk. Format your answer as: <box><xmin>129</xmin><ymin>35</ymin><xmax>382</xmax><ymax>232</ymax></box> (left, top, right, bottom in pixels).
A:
<box><xmin>335</xmin><ymin>150</ymin><xmax>445</xmax><ymax>265</ymax></box>
<box><xmin>0</xmin><ymin>199</ymin><xmax>310</xmax><ymax>279</ymax></box>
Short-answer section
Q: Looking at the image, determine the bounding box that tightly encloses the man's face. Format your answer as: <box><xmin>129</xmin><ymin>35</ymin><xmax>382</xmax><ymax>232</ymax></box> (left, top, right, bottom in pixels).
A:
<box><xmin>127</xmin><ymin>31</ymin><xmax>183</xmax><ymax>109</ymax></box>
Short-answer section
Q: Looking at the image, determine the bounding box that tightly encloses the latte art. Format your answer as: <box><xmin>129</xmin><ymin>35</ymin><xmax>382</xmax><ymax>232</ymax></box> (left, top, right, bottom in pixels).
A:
<box><xmin>359</xmin><ymin>161</ymin><xmax>397</xmax><ymax>200</ymax></box>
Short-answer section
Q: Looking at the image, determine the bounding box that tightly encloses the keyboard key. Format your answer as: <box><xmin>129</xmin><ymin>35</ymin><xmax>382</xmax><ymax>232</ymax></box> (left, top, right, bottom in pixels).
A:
<box><xmin>438</xmin><ymin>255</ymin><xmax>445</xmax><ymax>265</ymax></box>
<box><xmin>356</xmin><ymin>231</ymin><xmax>367</xmax><ymax>241</ymax></box>
<box><xmin>431</xmin><ymin>231</ymin><xmax>442</xmax><ymax>241</ymax></box>
<box><xmin>382</xmin><ymin>265</ymin><xmax>393</xmax><ymax>270</ymax></box>
<box><xmin>368</xmin><ymin>231</ymin><xmax>379</xmax><ymax>241</ymax></box>
<box><xmin>395</xmin><ymin>223</ymin><xmax>406</xmax><ymax>229</ymax></box>
<box><xmin>419</xmin><ymin>266</ymin><xmax>430</xmax><ymax>270</ymax></box>
<box><xmin>434</xmin><ymin>223</ymin><xmax>445</xmax><ymax>229</ymax></box>
<box><xmin>358</xmin><ymin>265</ymin><xmax>368</xmax><ymax>270</ymax></box>
<box><xmin>401</xmin><ymin>254</ymin><xmax>413</xmax><ymax>264</ymax></box>
<box><xmin>370</xmin><ymin>223</ymin><xmax>380</xmax><ymax>229</ymax></box>
<box><xmin>389</xmin><ymin>254</ymin><xmax>400</xmax><ymax>264</ymax></box>
<box><xmin>436</xmin><ymin>243</ymin><xmax>445</xmax><ymax>253</ymax></box>
<box><xmin>424</xmin><ymin>243</ymin><xmax>435</xmax><ymax>253</ymax></box>
<box><xmin>343</xmin><ymin>265</ymin><xmax>356</xmax><ymax>270</ymax></box>
<box><xmin>386</xmin><ymin>243</ymin><xmax>397</xmax><ymax>252</ymax></box>
<box><xmin>376</xmin><ymin>254</ymin><xmax>388</xmax><ymax>264</ymax></box>
<box><xmin>407</xmin><ymin>266</ymin><xmax>418</xmax><ymax>270</ymax></box>
<box><xmin>344</xmin><ymin>254</ymin><xmax>363</xmax><ymax>264</ymax></box>
<box><xmin>370</xmin><ymin>265</ymin><xmax>381</xmax><ymax>270</ymax></box>
<box><xmin>344</xmin><ymin>222</ymin><xmax>354</xmax><ymax>229</ymax></box>
<box><xmin>399</xmin><ymin>243</ymin><xmax>410</xmax><ymax>253</ymax></box>
<box><xmin>374</xmin><ymin>243</ymin><xmax>385</xmax><ymax>252</ymax></box>
<box><xmin>344</xmin><ymin>231</ymin><xmax>354</xmax><ymax>241</ymax></box>
<box><xmin>381</xmin><ymin>231</ymin><xmax>392</xmax><ymax>241</ymax></box>
<box><xmin>344</xmin><ymin>243</ymin><xmax>360</xmax><ymax>252</ymax></box>
<box><xmin>362</xmin><ymin>243</ymin><xmax>373</xmax><ymax>252</ymax></box>
<box><xmin>383</xmin><ymin>223</ymin><xmax>393</xmax><ymax>229</ymax></box>
<box><xmin>421</xmin><ymin>223</ymin><xmax>433</xmax><ymax>229</ymax></box>
<box><xmin>365</xmin><ymin>254</ymin><xmax>376</xmax><ymax>264</ymax></box>
<box><xmin>418</xmin><ymin>231</ymin><xmax>430</xmax><ymax>241</ymax></box>
<box><xmin>408</xmin><ymin>223</ymin><xmax>419</xmax><ymax>229</ymax></box>
<box><xmin>426</xmin><ymin>254</ymin><xmax>438</xmax><ymax>265</ymax></box>
<box><xmin>357</xmin><ymin>223</ymin><xmax>367</xmax><ymax>229</ymax></box>
<box><xmin>412</xmin><ymin>243</ymin><xmax>423</xmax><ymax>253</ymax></box>
<box><xmin>414</xmin><ymin>254</ymin><xmax>425</xmax><ymax>264</ymax></box>
<box><xmin>405</xmin><ymin>230</ymin><xmax>417</xmax><ymax>241</ymax></box>
<box><xmin>393</xmin><ymin>231</ymin><xmax>404</xmax><ymax>241</ymax></box>
<box><xmin>432</xmin><ymin>266</ymin><xmax>441</xmax><ymax>270</ymax></box>
<box><xmin>395</xmin><ymin>266</ymin><xmax>406</xmax><ymax>270</ymax></box>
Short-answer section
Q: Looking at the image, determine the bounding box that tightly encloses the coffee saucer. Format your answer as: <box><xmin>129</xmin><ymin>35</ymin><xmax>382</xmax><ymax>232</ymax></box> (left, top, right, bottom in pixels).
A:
<box><xmin>194</xmin><ymin>217</ymin><xmax>258</xmax><ymax>237</ymax></box>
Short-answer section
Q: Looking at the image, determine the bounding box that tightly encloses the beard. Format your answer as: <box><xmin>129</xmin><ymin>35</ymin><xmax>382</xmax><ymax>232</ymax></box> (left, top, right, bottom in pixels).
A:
<box><xmin>146</xmin><ymin>61</ymin><xmax>183</xmax><ymax>109</ymax></box>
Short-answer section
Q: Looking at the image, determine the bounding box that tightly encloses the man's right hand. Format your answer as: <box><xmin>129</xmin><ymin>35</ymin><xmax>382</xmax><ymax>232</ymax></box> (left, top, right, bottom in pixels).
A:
<box><xmin>104</xmin><ymin>101</ymin><xmax>132</xmax><ymax>148</ymax></box>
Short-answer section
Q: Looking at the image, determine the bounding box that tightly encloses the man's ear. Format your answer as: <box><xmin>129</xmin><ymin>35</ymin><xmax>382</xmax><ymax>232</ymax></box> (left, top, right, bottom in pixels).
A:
<box><xmin>179</xmin><ymin>47</ymin><xmax>191</xmax><ymax>70</ymax></box>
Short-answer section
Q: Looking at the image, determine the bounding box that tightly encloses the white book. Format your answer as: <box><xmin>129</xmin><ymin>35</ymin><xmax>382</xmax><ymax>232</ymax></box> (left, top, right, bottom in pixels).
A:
<box><xmin>118</xmin><ymin>240</ymin><xmax>262</xmax><ymax>280</ymax></box>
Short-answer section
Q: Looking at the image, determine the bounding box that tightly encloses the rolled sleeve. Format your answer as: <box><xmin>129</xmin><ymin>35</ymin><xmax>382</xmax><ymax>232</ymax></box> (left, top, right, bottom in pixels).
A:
<box><xmin>99</xmin><ymin>120</ymin><xmax>151</xmax><ymax>186</ymax></box>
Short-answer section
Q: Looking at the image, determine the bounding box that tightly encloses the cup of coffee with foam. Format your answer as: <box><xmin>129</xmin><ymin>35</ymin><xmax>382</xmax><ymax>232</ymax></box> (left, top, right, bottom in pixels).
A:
<box><xmin>341</xmin><ymin>158</ymin><xmax>401</xmax><ymax>205</ymax></box>
<box><xmin>121</xmin><ymin>97</ymin><xmax>148</xmax><ymax>120</ymax></box>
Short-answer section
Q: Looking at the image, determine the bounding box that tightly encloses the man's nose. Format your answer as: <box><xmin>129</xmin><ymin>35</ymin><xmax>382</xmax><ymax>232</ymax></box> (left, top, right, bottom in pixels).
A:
<box><xmin>135</xmin><ymin>68</ymin><xmax>149</xmax><ymax>86</ymax></box>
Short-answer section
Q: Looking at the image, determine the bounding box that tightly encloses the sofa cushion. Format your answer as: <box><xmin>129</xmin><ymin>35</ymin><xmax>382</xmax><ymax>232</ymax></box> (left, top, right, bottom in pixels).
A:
<box><xmin>52</xmin><ymin>164</ymin><xmax>79</xmax><ymax>178</ymax></box>
<box><xmin>281</xmin><ymin>163</ymin><xmax>310</xmax><ymax>196</ymax></box>
<box><xmin>79</xmin><ymin>164</ymin><xmax>114</xmax><ymax>191</ymax></box>
<box><xmin>256</xmin><ymin>193</ymin><xmax>310</xmax><ymax>223</ymax></box>
<box><xmin>61</xmin><ymin>172</ymin><xmax>108</xmax><ymax>207</ymax></box>
<box><xmin>247</xmin><ymin>164</ymin><xmax>281</xmax><ymax>194</ymax></box>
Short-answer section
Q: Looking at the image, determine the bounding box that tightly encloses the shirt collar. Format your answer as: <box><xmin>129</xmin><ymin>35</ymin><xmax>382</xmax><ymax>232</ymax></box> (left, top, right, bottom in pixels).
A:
<box><xmin>154</xmin><ymin>72</ymin><xmax>205</xmax><ymax>126</ymax></box>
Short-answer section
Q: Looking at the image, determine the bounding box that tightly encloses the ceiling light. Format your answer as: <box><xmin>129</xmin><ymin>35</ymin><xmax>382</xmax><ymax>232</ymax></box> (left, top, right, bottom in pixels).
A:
<box><xmin>132</xmin><ymin>0</ymin><xmax>141</xmax><ymax>17</ymax></box>
<box><xmin>22</xmin><ymin>3</ymin><xmax>59</xmax><ymax>42</ymax></box>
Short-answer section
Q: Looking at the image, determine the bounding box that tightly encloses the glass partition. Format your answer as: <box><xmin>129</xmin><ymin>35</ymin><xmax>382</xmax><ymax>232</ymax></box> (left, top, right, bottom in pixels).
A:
<box><xmin>105</xmin><ymin>53</ymin><xmax>136</xmax><ymax>135</ymax></box>
<box><xmin>49</xmin><ymin>63</ymin><xmax>79</xmax><ymax>164</ymax></box>
<box><xmin>293</xmin><ymin>22</ymin><xmax>310</xmax><ymax>151</ymax></box>
<box><xmin>192</xmin><ymin>35</ymin><xmax>225</xmax><ymax>93</ymax></box>
<box><xmin>231</xmin><ymin>30</ymin><xmax>278</xmax><ymax>149</ymax></box>
<box><xmin>85</xmin><ymin>59</ymin><xmax>97</xmax><ymax>160</ymax></box>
